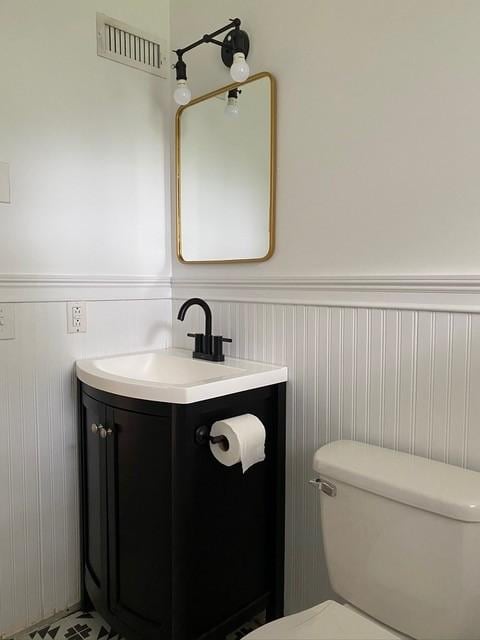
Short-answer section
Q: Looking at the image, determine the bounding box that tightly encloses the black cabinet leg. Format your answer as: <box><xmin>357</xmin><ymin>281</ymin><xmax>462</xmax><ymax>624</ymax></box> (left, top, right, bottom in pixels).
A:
<box><xmin>80</xmin><ymin>582</ymin><xmax>93</xmax><ymax>612</ymax></box>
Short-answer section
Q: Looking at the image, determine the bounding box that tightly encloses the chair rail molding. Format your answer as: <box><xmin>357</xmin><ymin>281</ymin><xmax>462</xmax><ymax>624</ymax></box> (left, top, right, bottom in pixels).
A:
<box><xmin>172</xmin><ymin>275</ymin><xmax>480</xmax><ymax>313</ymax></box>
<box><xmin>6</xmin><ymin>272</ymin><xmax>480</xmax><ymax>310</ymax></box>
<box><xmin>0</xmin><ymin>274</ymin><xmax>172</xmax><ymax>302</ymax></box>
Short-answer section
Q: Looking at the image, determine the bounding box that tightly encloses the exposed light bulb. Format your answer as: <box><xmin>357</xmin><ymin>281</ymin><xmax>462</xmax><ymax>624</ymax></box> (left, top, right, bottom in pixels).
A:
<box><xmin>174</xmin><ymin>79</ymin><xmax>191</xmax><ymax>105</ymax></box>
<box><xmin>225</xmin><ymin>95</ymin><xmax>240</xmax><ymax>118</ymax></box>
<box><xmin>230</xmin><ymin>52</ymin><xmax>250</xmax><ymax>82</ymax></box>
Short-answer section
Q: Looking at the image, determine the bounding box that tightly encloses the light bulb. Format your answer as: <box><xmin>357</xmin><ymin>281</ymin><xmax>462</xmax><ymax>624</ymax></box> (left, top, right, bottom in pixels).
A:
<box><xmin>230</xmin><ymin>52</ymin><xmax>250</xmax><ymax>82</ymax></box>
<box><xmin>225</xmin><ymin>95</ymin><xmax>240</xmax><ymax>118</ymax></box>
<box><xmin>174</xmin><ymin>79</ymin><xmax>191</xmax><ymax>105</ymax></box>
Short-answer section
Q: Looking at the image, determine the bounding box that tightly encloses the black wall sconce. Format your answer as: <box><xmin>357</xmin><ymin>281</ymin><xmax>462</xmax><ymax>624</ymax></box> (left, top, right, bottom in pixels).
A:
<box><xmin>173</xmin><ymin>17</ymin><xmax>250</xmax><ymax>105</ymax></box>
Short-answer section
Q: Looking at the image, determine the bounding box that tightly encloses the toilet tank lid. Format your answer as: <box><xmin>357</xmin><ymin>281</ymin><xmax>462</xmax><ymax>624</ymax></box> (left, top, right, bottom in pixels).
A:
<box><xmin>313</xmin><ymin>441</ymin><xmax>480</xmax><ymax>522</ymax></box>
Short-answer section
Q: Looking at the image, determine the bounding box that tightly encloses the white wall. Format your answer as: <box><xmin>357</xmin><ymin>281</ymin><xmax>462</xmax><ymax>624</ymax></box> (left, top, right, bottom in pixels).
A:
<box><xmin>172</xmin><ymin>293</ymin><xmax>480</xmax><ymax>614</ymax></box>
<box><xmin>0</xmin><ymin>298</ymin><xmax>171</xmax><ymax>638</ymax></box>
<box><xmin>4</xmin><ymin>1</ymin><xmax>480</xmax><ymax>633</ymax></box>
<box><xmin>0</xmin><ymin>1</ymin><xmax>171</xmax><ymax>636</ymax></box>
<box><xmin>170</xmin><ymin>0</ymin><xmax>480</xmax><ymax>617</ymax></box>
<box><xmin>0</xmin><ymin>0</ymin><xmax>170</xmax><ymax>277</ymax></box>
<box><xmin>171</xmin><ymin>0</ymin><xmax>480</xmax><ymax>278</ymax></box>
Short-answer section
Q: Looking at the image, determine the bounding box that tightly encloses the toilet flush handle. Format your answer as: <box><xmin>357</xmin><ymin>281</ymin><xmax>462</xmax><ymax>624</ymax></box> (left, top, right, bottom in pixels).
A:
<box><xmin>308</xmin><ymin>478</ymin><xmax>337</xmax><ymax>497</ymax></box>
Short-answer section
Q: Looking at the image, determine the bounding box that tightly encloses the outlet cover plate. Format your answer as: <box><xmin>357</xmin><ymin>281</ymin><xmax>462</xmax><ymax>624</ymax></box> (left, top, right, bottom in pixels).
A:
<box><xmin>67</xmin><ymin>301</ymin><xmax>87</xmax><ymax>333</ymax></box>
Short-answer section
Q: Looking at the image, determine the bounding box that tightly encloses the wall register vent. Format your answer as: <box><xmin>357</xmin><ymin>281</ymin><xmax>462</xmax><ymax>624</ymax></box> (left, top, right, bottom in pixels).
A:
<box><xmin>96</xmin><ymin>13</ymin><xmax>167</xmax><ymax>78</ymax></box>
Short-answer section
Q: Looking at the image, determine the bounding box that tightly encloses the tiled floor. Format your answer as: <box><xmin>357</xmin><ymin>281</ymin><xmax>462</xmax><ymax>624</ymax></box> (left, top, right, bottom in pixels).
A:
<box><xmin>226</xmin><ymin>613</ymin><xmax>264</xmax><ymax>640</ymax></box>
<box><xmin>14</xmin><ymin>609</ymin><xmax>264</xmax><ymax>640</ymax></box>
<box><xmin>16</xmin><ymin>611</ymin><xmax>121</xmax><ymax>640</ymax></box>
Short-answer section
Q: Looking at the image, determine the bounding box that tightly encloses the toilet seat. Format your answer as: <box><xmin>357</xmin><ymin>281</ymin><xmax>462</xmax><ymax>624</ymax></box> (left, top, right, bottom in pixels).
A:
<box><xmin>244</xmin><ymin>600</ymin><xmax>402</xmax><ymax>640</ymax></box>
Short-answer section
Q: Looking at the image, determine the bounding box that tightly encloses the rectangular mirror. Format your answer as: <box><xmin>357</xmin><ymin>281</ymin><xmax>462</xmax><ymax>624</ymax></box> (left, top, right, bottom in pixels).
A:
<box><xmin>176</xmin><ymin>72</ymin><xmax>276</xmax><ymax>263</ymax></box>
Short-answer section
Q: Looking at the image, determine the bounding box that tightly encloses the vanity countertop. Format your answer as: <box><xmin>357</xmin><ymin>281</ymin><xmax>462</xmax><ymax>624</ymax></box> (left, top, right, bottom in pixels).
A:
<box><xmin>76</xmin><ymin>347</ymin><xmax>288</xmax><ymax>404</ymax></box>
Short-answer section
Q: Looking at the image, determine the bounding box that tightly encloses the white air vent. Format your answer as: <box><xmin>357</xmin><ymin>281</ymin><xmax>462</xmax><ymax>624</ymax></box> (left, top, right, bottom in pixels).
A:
<box><xmin>96</xmin><ymin>13</ymin><xmax>167</xmax><ymax>78</ymax></box>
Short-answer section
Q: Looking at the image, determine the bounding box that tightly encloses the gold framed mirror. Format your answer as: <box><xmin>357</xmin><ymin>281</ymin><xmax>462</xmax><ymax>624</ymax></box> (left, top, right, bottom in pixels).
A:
<box><xmin>175</xmin><ymin>72</ymin><xmax>276</xmax><ymax>264</ymax></box>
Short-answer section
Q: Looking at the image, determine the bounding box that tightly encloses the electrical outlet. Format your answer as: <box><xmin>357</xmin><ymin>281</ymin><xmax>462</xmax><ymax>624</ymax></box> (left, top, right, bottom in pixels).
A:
<box><xmin>67</xmin><ymin>301</ymin><xmax>87</xmax><ymax>333</ymax></box>
<box><xmin>0</xmin><ymin>303</ymin><xmax>15</xmax><ymax>340</ymax></box>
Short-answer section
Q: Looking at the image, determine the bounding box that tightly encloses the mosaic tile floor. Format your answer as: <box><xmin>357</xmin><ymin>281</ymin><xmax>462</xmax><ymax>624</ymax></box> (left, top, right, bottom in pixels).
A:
<box><xmin>16</xmin><ymin>611</ymin><xmax>121</xmax><ymax>640</ymax></box>
<box><xmin>14</xmin><ymin>609</ymin><xmax>263</xmax><ymax>640</ymax></box>
<box><xmin>227</xmin><ymin>613</ymin><xmax>264</xmax><ymax>640</ymax></box>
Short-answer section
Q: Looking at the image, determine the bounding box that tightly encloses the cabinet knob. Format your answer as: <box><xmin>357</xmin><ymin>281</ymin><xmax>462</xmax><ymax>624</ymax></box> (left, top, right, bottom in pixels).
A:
<box><xmin>99</xmin><ymin>427</ymin><xmax>113</xmax><ymax>439</ymax></box>
<box><xmin>91</xmin><ymin>423</ymin><xmax>99</xmax><ymax>434</ymax></box>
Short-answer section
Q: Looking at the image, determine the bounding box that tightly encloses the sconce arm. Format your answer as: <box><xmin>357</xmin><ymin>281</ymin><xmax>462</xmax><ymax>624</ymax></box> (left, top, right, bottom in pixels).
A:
<box><xmin>174</xmin><ymin>18</ymin><xmax>241</xmax><ymax>59</ymax></box>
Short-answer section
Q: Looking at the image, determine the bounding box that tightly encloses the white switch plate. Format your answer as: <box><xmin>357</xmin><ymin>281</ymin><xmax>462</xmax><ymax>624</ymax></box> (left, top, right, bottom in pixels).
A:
<box><xmin>0</xmin><ymin>303</ymin><xmax>15</xmax><ymax>340</ymax></box>
<box><xmin>67</xmin><ymin>301</ymin><xmax>87</xmax><ymax>333</ymax></box>
<box><xmin>0</xmin><ymin>162</ymin><xmax>11</xmax><ymax>204</ymax></box>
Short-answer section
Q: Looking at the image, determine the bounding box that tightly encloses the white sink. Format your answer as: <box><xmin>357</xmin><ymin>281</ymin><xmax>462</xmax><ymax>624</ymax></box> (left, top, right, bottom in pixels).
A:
<box><xmin>76</xmin><ymin>348</ymin><xmax>288</xmax><ymax>404</ymax></box>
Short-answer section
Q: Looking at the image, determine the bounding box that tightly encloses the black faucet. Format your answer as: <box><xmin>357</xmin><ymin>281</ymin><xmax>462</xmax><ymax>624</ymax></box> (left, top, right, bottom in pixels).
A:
<box><xmin>177</xmin><ymin>298</ymin><xmax>232</xmax><ymax>362</ymax></box>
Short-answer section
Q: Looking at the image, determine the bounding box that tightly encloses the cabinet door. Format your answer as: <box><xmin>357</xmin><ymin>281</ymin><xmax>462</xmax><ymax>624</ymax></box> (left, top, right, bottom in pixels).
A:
<box><xmin>80</xmin><ymin>393</ymin><xmax>108</xmax><ymax>612</ymax></box>
<box><xmin>106</xmin><ymin>407</ymin><xmax>172</xmax><ymax>639</ymax></box>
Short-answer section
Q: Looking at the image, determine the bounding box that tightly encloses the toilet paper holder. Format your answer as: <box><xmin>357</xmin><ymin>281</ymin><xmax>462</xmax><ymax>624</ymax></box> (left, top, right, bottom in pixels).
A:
<box><xmin>195</xmin><ymin>425</ymin><xmax>230</xmax><ymax>450</ymax></box>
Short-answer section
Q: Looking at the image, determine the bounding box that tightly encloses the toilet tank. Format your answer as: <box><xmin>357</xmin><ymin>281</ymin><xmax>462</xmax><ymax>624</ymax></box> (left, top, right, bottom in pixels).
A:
<box><xmin>313</xmin><ymin>441</ymin><xmax>480</xmax><ymax>640</ymax></box>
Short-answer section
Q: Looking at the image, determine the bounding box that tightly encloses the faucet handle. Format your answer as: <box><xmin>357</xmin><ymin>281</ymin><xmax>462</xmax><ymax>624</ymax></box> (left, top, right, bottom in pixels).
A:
<box><xmin>212</xmin><ymin>335</ymin><xmax>232</xmax><ymax>361</ymax></box>
<box><xmin>187</xmin><ymin>332</ymin><xmax>204</xmax><ymax>354</ymax></box>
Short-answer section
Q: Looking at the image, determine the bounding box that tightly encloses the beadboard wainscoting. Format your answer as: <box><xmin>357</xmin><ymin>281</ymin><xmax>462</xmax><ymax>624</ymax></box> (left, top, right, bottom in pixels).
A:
<box><xmin>172</xmin><ymin>283</ymin><xmax>480</xmax><ymax>614</ymax></box>
<box><xmin>0</xmin><ymin>290</ymin><xmax>172</xmax><ymax>638</ymax></box>
<box><xmin>4</xmin><ymin>274</ymin><xmax>480</xmax><ymax>636</ymax></box>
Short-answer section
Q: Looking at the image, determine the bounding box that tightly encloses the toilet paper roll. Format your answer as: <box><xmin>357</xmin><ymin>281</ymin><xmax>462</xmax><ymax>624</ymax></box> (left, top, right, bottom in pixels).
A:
<box><xmin>209</xmin><ymin>414</ymin><xmax>266</xmax><ymax>473</ymax></box>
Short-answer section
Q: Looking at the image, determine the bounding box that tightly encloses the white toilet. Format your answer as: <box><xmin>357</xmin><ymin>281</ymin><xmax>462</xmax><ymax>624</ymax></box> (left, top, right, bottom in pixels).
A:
<box><xmin>246</xmin><ymin>440</ymin><xmax>480</xmax><ymax>640</ymax></box>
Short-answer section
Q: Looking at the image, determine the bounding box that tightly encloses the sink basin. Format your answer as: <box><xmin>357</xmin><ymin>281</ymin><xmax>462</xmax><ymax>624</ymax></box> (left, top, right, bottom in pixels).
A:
<box><xmin>76</xmin><ymin>348</ymin><xmax>288</xmax><ymax>404</ymax></box>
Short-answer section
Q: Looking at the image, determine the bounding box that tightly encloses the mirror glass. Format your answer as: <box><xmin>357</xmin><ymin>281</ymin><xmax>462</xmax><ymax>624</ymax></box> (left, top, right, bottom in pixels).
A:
<box><xmin>176</xmin><ymin>73</ymin><xmax>275</xmax><ymax>263</ymax></box>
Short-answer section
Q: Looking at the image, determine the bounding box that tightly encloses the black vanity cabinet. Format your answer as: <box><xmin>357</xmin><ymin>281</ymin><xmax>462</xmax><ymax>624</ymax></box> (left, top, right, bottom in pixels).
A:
<box><xmin>79</xmin><ymin>382</ymin><xmax>286</xmax><ymax>640</ymax></box>
<box><xmin>80</xmin><ymin>393</ymin><xmax>173</xmax><ymax>637</ymax></box>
